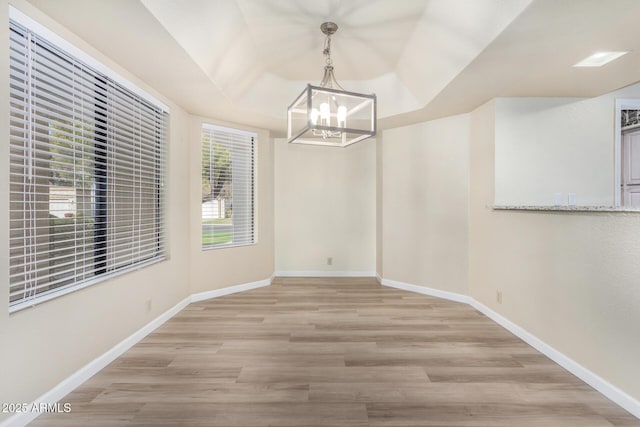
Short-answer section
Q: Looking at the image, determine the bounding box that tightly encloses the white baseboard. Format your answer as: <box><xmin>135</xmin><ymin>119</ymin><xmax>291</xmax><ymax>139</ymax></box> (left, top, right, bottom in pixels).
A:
<box><xmin>1</xmin><ymin>296</ymin><xmax>191</xmax><ymax>427</ymax></box>
<box><xmin>1</xmin><ymin>275</ymin><xmax>274</xmax><ymax>427</ymax></box>
<box><xmin>381</xmin><ymin>277</ymin><xmax>472</xmax><ymax>305</ymax></box>
<box><xmin>275</xmin><ymin>270</ymin><xmax>376</xmax><ymax>277</ymax></box>
<box><xmin>470</xmin><ymin>299</ymin><xmax>640</xmax><ymax>420</ymax></box>
<box><xmin>5</xmin><ymin>274</ymin><xmax>638</xmax><ymax>424</ymax></box>
<box><xmin>191</xmin><ymin>277</ymin><xmax>272</xmax><ymax>302</ymax></box>
<box><xmin>375</xmin><ymin>273</ymin><xmax>382</xmax><ymax>284</ymax></box>
<box><xmin>380</xmin><ymin>276</ymin><xmax>639</xmax><ymax>420</ymax></box>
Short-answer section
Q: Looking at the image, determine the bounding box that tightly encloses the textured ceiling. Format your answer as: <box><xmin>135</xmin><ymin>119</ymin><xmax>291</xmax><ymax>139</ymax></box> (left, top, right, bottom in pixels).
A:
<box><xmin>25</xmin><ymin>0</ymin><xmax>640</xmax><ymax>134</ymax></box>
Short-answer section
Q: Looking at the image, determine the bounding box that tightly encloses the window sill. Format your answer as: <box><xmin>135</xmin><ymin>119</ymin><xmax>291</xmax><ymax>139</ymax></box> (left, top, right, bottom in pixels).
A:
<box><xmin>202</xmin><ymin>242</ymin><xmax>257</xmax><ymax>251</ymax></box>
<box><xmin>9</xmin><ymin>256</ymin><xmax>166</xmax><ymax>314</ymax></box>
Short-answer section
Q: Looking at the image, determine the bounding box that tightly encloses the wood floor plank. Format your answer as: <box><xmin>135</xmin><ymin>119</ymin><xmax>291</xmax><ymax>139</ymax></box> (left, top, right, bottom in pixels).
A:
<box><xmin>366</xmin><ymin>402</ymin><xmax>615</xmax><ymax>427</ymax></box>
<box><xmin>31</xmin><ymin>277</ymin><xmax>639</xmax><ymax>426</ymax></box>
<box><xmin>237</xmin><ymin>366</ymin><xmax>430</xmax><ymax>384</ymax></box>
<box><xmin>169</xmin><ymin>352</ymin><xmax>346</xmax><ymax>368</ymax></box>
<box><xmin>93</xmin><ymin>383</ymin><xmax>310</xmax><ymax>404</ymax></box>
<box><xmin>29</xmin><ymin>403</ymin><xmax>143</xmax><ymax>427</ymax></box>
<box><xmin>217</xmin><ymin>340</ymin><xmax>376</xmax><ymax>355</ymax></box>
<box><xmin>82</xmin><ymin>366</ymin><xmax>242</xmax><ymax>388</ymax></box>
<box><xmin>424</xmin><ymin>365</ymin><xmax>587</xmax><ymax>384</ymax></box>
<box><xmin>128</xmin><ymin>402</ymin><xmax>370</xmax><ymax>427</ymax></box>
<box><xmin>345</xmin><ymin>352</ymin><xmax>524</xmax><ymax>368</ymax></box>
<box><xmin>310</xmin><ymin>382</ymin><xmax>524</xmax><ymax>404</ymax></box>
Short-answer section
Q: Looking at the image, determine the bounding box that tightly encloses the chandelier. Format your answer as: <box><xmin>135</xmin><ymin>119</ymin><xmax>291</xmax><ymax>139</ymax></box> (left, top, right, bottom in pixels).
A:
<box><xmin>287</xmin><ymin>22</ymin><xmax>377</xmax><ymax>147</ymax></box>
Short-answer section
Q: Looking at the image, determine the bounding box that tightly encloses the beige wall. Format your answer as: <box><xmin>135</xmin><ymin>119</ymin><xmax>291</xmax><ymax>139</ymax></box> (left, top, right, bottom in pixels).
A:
<box><xmin>381</xmin><ymin>116</ymin><xmax>470</xmax><ymax>295</ymax></box>
<box><xmin>274</xmin><ymin>139</ymin><xmax>376</xmax><ymax>274</ymax></box>
<box><xmin>470</xmin><ymin>99</ymin><xmax>640</xmax><ymax>402</ymax></box>
<box><xmin>495</xmin><ymin>96</ymin><xmax>612</xmax><ymax>206</ymax></box>
<box><xmin>0</xmin><ymin>0</ymin><xmax>192</xmax><ymax>414</ymax></box>
<box><xmin>189</xmin><ymin>117</ymin><xmax>274</xmax><ymax>292</ymax></box>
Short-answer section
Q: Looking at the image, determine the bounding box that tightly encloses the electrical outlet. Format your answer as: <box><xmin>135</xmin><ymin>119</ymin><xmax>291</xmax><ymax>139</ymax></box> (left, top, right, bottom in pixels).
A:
<box><xmin>327</xmin><ymin>257</ymin><xmax>333</xmax><ymax>265</ymax></box>
<box><xmin>145</xmin><ymin>299</ymin><xmax>152</xmax><ymax>313</ymax></box>
<box><xmin>553</xmin><ymin>192</ymin><xmax>563</xmax><ymax>206</ymax></box>
<box><xmin>496</xmin><ymin>291</ymin><xmax>502</xmax><ymax>304</ymax></box>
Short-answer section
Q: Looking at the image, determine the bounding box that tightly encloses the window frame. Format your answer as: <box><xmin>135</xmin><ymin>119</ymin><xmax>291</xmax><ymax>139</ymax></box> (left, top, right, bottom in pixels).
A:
<box><xmin>8</xmin><ymin>8</ymin><xmax>169</xmax><ymax>312</ymax></box>
<box><xmin>201</xmin><ymin>123</ymin><xmax>257</xmax><ymax>251</ymax></box>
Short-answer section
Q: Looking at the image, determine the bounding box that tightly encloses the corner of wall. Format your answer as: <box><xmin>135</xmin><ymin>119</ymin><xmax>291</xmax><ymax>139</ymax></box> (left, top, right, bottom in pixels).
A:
<box><xmin>376</xmin><ymin>133</ymin><xmax>384</xmax><ymax>276</ymax></box>
<box><xmin>468</xmin><ymin>100</ymin><xmax>496</xmax><ymax>300</ymax></box>
<box><xmin>379</xmin><ymin>116</ymin><xmax>470</xmax><ymax>296</ymax></box>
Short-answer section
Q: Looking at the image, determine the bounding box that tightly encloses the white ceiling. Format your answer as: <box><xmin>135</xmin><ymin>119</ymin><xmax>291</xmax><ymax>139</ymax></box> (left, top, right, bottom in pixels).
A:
<box><xmin>25</xmin><ymin>0</ymin><xmax>640</xmax><ymax>134</ymax></box>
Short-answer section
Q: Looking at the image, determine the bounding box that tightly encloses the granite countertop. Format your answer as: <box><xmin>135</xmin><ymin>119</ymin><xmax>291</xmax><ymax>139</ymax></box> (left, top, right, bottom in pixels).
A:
<box><xmin>491</xmin><ymin>205</ymin><xmax>640</xmax><ymax>213</ymax></box>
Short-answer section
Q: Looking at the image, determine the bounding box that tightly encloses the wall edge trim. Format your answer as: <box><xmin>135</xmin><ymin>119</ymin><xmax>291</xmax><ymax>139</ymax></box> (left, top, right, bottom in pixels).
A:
<box><xmin>381</xmin><ymin>277</ymin><xmax>472</xmax><ymax>304</ymax></box>
<box><xmin>190</xmin><ymin>276</ymin><xmax>272</xmax><ymax>302</ymax></box>
<box><xmin>380</xmin><ymin>276</ymin><xmax>640</xmax><ymax>420</ymax></box>
<box><xmin>275</xmin><ymin>270</ymin><xmax>376</xmax><ymax>277</ymax></box>
<box><xmin>0</xmin><ymin>296</ymin><xmax>191</xmax><ymax>427</ymax></box>
<box><xmin>1</xmin><ymin>275</ymin><xmax>275</xmax><ymax>427</ymax></box>
<box><xmin>470</xmin><ymin>299</ymin><xmax>640</xmax><ymax>420</ymax></box>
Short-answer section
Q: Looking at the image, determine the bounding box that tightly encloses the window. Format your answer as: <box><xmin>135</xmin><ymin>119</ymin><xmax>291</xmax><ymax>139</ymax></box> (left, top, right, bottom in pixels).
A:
<box><xmin>201</xmin><ymin>124</ymin><xmax>255</xmax><ymax>249</ymax></box>
<box><xmin>8</xmin><ymin>15</ymin><xmax>168</xmax><ymax>312</ymax></box>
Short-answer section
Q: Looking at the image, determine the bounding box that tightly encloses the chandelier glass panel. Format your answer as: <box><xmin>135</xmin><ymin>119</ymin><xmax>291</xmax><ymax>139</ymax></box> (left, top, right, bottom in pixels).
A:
<box><xmin>287</xmin><ymin>22</ymin><xmax>377</xmax><ymax>147</ymax></box>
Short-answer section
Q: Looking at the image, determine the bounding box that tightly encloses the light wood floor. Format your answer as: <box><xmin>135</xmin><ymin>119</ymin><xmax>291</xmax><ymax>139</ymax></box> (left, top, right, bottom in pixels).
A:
<box><xmin>33</xmin><ymin>277</ymin><xmax>639</xmax><ymax>426</ymax></box>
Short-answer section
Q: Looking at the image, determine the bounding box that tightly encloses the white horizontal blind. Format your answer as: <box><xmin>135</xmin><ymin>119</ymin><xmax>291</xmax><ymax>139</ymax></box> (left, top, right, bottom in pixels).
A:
<box><xmin>201</xmin><ymin>124</ymin><xmax>255</xmax><ymax>249</ymax></box>
<box><xmin>8</xmin><ymin>20</ymin><xmax>167</xmax><ymax>311</ymax></box>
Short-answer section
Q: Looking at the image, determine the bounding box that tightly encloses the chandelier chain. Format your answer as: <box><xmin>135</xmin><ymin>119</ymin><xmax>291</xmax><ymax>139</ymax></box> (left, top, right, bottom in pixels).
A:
<box><xmin>319</xmin><ymin>33</ymin><xmax>344</xmax><ymax>91</ymax></box>
<box><xmin>323</xmin><ymin>35</ymin><xmax>332</xmax><ymax>66</ymax></box>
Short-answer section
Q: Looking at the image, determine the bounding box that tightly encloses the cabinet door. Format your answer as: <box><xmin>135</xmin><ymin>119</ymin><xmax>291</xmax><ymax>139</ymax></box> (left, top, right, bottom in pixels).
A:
<box><xmin>625</xmin><ymin>187</ymin><xmax>640</xmax><ymax>207</ymax></box>
<box><xmin>623</xmin><ymin>130</ymin><xmax>640</xmax><ymax>185</ymax></box>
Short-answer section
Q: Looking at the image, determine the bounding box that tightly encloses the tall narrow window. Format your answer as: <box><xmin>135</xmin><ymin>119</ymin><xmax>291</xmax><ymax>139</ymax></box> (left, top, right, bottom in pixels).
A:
<box><xmin>8</xmin><ymin>16</ymin><xmax>168</xmax><ymax>312</ymax></box>
<box><xmin>201</xmin><ymin>124</ymin><xmax>256</xmax><ymax>249</ymax></box>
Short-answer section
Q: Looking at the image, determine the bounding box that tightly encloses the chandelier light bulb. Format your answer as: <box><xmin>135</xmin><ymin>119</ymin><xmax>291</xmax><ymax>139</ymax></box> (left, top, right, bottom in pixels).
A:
<box><xmin>337</xmin><ymin>105</ymin><xmax>347</xmax><ymax>128</ymax></box>
<box><xmin>310</xmin><ymin>108</ymin><xmax>319</xmax><ymax>125</ymax></box>
<box><xmin>320</xmin><ymin>102</ymin><xmax>330</xmax><ymax>125</ymax></box>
